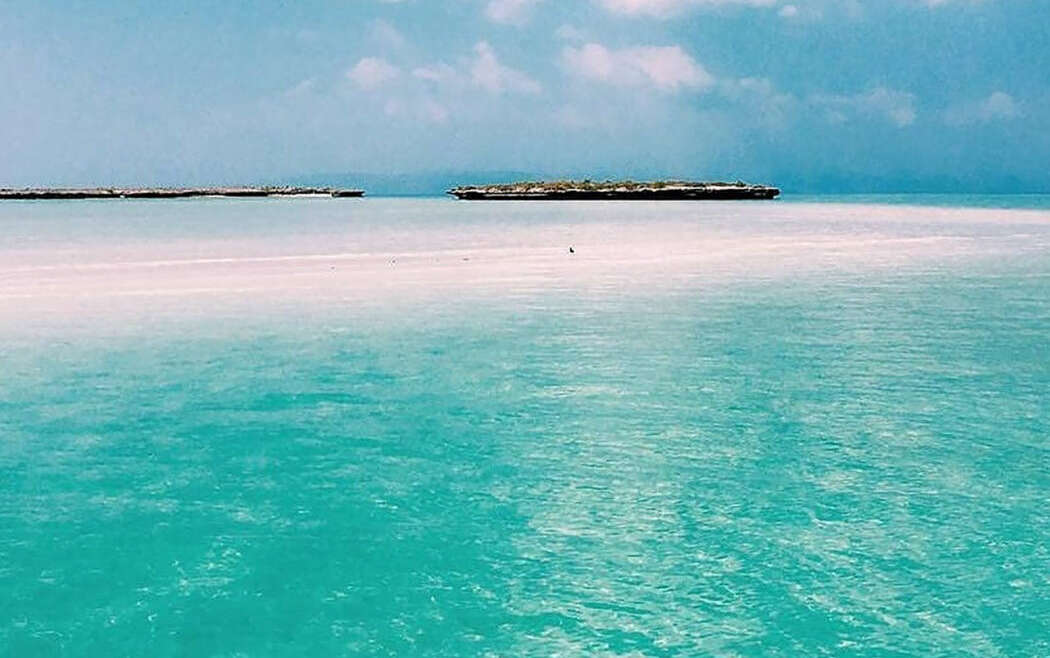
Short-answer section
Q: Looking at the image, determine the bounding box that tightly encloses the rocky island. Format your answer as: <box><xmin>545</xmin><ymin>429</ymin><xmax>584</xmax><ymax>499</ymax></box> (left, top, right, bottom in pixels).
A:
<box><xmin>0</xmin><ymin>186</ymin><xmax>365</xmax><ymax>200</ymax></box>
<box><xmin>448</xmin><ymin>180</ymin><xmax>780</xmax><ymax>200</ymax></box>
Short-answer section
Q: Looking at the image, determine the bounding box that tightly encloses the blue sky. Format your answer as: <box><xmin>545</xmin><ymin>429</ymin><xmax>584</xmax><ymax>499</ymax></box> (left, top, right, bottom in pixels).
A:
<box><xmin>1</xmin><ymin>0</ymin><xmax>1048</xmax><ymax>191</ymax></box>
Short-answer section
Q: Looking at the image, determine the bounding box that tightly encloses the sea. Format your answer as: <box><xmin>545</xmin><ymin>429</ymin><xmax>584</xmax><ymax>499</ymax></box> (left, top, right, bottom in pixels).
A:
<box><xmin>1</xmin><ymin>196</ymin><xmax>1048</xmax><ymax>656</ymax></box>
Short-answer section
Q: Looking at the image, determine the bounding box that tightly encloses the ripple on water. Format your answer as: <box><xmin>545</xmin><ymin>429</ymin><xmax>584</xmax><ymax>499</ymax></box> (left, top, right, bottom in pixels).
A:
<box><xmin>2</xmin><ymin>202</ymin><xmax>1050</xmax><ymax>655</ymax></box>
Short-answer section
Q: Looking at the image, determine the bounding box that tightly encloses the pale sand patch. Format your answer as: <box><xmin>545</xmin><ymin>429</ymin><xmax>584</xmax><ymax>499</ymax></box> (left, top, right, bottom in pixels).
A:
<box><xmin>1</xmin><ymin>201</ymin><xmax>1047</xmax><ymax>325</ymax></box>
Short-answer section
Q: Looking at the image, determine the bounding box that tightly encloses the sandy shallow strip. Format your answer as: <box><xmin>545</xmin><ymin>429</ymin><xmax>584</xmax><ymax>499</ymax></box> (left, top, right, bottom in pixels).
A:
<box><xmin>1</xmin><ymin>202</ymin><xmax>1048</xmax><ymax>323</ymax></box>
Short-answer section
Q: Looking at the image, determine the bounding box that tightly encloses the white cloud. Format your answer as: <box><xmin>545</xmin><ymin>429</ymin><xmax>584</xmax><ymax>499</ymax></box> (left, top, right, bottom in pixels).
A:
<box><xmin>861</xmin><ymin>87</ymin><xmax>917</xmax><ymax>126</ymax></box>
<box><xmin>945</xmin><ymin>91</ymin><xmax>1020</xmax><ymax>126</ymax></box>
<box><xmin>813</xmin><ymin>86</ymin><xmax>917</xmax><ymax>127</ymax></box>
<box><xmin>597</xmin><ymin>0</ymin><xmax>775</xmax><ymax>17</ymax></box>
<box><xmin>774</xmin><ymin>2</ymin><xmax>835</xmax><ymax>21</ymax></box>
<box><xmin>347</xmin><ymin>57</ymin><xmax>400</xmax><ymax>89</ymax></box>
<box><xmin>720</xmin><ymin>77</ymin><xmax>797</xmax><ymax>128</ymax></box>
<box><xmin>556</xmin><ymin>24</ymin><xmax>587</xmax><ymax>41</ymax></box>
<box><xmin>415</xmin><ymin>45</ymin><xmax>543</xmax><ymax>93</ymax></box>
<box><xmin>412</xmin><ymin>63</ymin><xmax>459</xmax><ymax>83</ymax></box>
<box><xmin>282</xmin><ymin>78</ymin><xmax>318</xmax><ymax>99</ymax></box>
<box><xmin>978</xmin><ymin>90</ymin><xmax>1020</xmax><ymax>119</ymax></box>
<box><xmin>382</xmin><ymin>97</ymin><xmax>450</xmax><ymax>123</ymax></box>
<box><xmin>369</xmin><ymin>19</ymin><xmax>406</xmax><ymax>49</ymax></box>
<box><xmin>471</xmin><ymin>41</ymin><xmax>542</xmax><ymax>94</ymax></box>
<box><xmin>419</xmin><ymin>99</ymin><xmax>450</xmax><ymax>123</ymax></box>
<box><xmin>485</xmin><ymin>0</ymin><xmax>543</xmax><ymax>24</ymax></box>
<box><xmin>562</xmin><ymin>43</ymin><xmax>714</xmax><ymax>91</ymax></box>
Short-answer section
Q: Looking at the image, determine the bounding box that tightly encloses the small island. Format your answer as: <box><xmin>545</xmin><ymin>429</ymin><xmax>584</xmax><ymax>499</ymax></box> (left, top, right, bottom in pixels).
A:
<box><xmin>0</xmin><ymin>186</ymin><xmax>365</xmax><ymax>200</ymax></box>
<box><xmin>448</xmin><ymin>180</ymin><xmax>780</xmax><ymax>201</ymax></box>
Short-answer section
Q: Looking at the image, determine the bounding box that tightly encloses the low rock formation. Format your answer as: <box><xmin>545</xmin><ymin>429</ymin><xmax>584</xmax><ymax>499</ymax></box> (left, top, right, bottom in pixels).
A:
<box><xmin>448</xmin><ymin>180</ymin><xmax>780</xmax><ymax>200</ymax></box>
<box><xmin>0</xmin><ymin>186</ymin><xmax>365</xmax><ymax>200</ymax></box>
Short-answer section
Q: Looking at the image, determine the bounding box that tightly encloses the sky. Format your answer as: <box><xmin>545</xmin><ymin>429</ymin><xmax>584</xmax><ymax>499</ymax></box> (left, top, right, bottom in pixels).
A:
<box><xmin>1</xmin><ymin>0</ymin><xmax>1048</xmax><ymax>191</ymax></box>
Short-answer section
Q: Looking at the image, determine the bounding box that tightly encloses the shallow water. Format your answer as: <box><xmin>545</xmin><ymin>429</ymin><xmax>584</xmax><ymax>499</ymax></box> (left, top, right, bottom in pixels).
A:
<box><xmin>1</xmin><ymin>198</ymin><xmax>1049</xmax><ymax>655</ymax></box>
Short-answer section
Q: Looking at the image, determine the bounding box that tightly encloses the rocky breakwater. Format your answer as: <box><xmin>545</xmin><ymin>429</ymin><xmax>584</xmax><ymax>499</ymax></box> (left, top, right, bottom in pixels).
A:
<box><xmin>0</xmin><ymin>186</ymin><xmax>365</xmax><ymax>200</ymax></box>
<box><xmin>448</xmin><ymin>180</ymin><xmax>780</xmax><ymax>200</ymax></box>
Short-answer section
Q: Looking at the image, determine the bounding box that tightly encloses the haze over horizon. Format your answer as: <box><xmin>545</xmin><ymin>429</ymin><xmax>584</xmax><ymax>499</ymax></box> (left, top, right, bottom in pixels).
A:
<box><xmin>3</xmin><ymin>0</ymin><xmax>1048</xmax><ymax>192</ymax></box>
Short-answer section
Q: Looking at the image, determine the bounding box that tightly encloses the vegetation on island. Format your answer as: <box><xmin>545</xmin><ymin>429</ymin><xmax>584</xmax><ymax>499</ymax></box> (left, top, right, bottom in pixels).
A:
<box><xmin>448</xmin><ymin>179</ymin><xmax>780</xmax><ymax>200</ymax></box>
<box><xmin>452</xmin><ymin>179</ymin><xmax>761</xmax><ymax>192</ymax></box>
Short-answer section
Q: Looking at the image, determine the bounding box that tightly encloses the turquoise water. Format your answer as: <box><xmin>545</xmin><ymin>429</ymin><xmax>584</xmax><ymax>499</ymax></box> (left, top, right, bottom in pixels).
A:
<box><xmin>2</xmin><ymin>199</ymin><xmax>1049</xmax><ymax>655</ymax></box>
<box><xmin>784</xmin><ymin>194</ymin><xmax>1050</xmax><ymax>211</ymax></box>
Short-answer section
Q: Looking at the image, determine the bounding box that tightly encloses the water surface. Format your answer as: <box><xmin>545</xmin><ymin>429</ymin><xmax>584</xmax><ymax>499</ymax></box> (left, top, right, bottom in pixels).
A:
<box><xmin>1</xmin><ymin>198</ymin><xmax>1048</xmax><ymax>656</ymax></box>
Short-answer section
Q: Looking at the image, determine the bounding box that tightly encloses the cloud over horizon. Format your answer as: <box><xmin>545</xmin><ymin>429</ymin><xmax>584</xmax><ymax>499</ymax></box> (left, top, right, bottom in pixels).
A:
<box><xmin>0</xmin><ymin>0</ymin><xmax>1047</xmax><ymax>191</ymax></box>
<box><xmin>471</xmin><ymin>42</ymin><xmax>543</xmax><ymax>94</ymax></box>
<box><xmin>347</xmin><ymin>57</ymin><xmax>400</xmax><ymax>89</ymax></box>
<box><xmin>812</xmin><ymin>87</ymin><xmax>918</xmax><ymax>128</ymax></box>
<box><xmin>945</xmin><ymin>91</ymin><xmax>1020</xmax><ymax>126</ymax></box>
<box><xmin>562</xmin><ymin>43</ymin><xmax>714</xmax><ymax>91</ymax></box>
<box><xmin>597</xmin><ymin>0</ymin><xmax>775</xmax><ymax>17</ymax></box>
<box><xmin>485</xmin><ymin>0</ymin><xmax>544</xmax><ymax>24</ymax></box>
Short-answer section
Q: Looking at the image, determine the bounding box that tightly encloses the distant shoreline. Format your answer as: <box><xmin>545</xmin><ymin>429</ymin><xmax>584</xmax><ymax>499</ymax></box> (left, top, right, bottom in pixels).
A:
<box><xmin>0</xmin><ymin>186</ymin><xmax>364</xmax><ymax>200</ymax></box>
